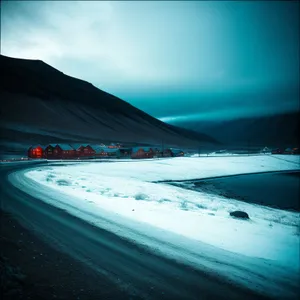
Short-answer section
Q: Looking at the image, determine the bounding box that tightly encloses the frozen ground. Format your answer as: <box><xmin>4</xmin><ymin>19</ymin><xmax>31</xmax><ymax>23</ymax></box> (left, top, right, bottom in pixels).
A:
<box><xmin>9</xmin><ymin>155</ymin><xmax>300</xmax><ymax>298</ymax></box>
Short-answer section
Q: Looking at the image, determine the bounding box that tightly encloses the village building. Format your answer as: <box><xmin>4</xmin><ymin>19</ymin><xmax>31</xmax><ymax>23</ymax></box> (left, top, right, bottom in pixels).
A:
<box><xmin>27</xmin><ymin>143</ymin><xmax>185</xmax><ymax>160</ymax></box>
<box><xmin>105</xmin><ymin>148</ymin><xmax>118</xmax><ymax>157</ymax></box>
<box><xmin>162</xmin><ymin>149</ymin><xmax>173</xmax><ymax>157</ymax></box>
<box><xmin>44</xmin><ymin>144</ymin><xmax>57</xmax><ymax>159</ymax></box>
<box><xmin>93</xmin><ymin>146</ymin><xmax>108</xmax><ymax>158</ymax></box>
<box><xmin>28</xmin><ymin>145</ymin><xmax>44</xmax><ymax>159</ymax></box>
<box><xmin>170</xmin><ymin>149</ymin><xmax>184</xmax><ymax>157</ymax></box>
<box><xmin>117</xmin><ymin>148</ymin><xmax>132</xmax><ymax>159</ymax></box>
<box><xmin>260</xmin><ymin>147</ymin><xmax>271</xmax><ymax>154</ymax></box>
<box><xmin>284</xmin><ymin>147</ymin><xmax>293</xmax><ymax>154</ymax></box>
<box><xmin>107</xmin><ymin>143</ymin><xmax>122</xmax><ymax>149</ymax></box>
<box><xmin>271</xmin><ymin>148</ymin><xmax>283</xmax><ymax>154</ymax></box>
<box><xmin>71</xmin><ymin>144</ymin><xmax>95</xmax><ymax>157</ymax></box>
<box><xmin>53</xmin><ymin>144</ymin><xmax>76</xmax><ymax>159</ymax></box>
<box><xmin>131</xmin><ymin>147</ymin><xmax>154</xmax><ymax>159</ymax></box>
<box><xmin>152</xmin><ymin>147</ymin><xmax>162</xmax><ymax>158</ymax></box>
<box><xmin>92</xmin><ymin>146</ymin><xmax>118</xmax><ymax>158</ymax></box>
<box><xmin>152</xmin><ymin>147</ymin><xmax>173</xmax><ymax>157</ymax></box>
<box><xmin>92</xmin><ymin>146</ymin><xmax>105</xmax><ymax>157</ymax></box>
<box><xmin>280</xmin><ymin>147</ymin><xmax>300</xmax><ymax>155</ymax></box>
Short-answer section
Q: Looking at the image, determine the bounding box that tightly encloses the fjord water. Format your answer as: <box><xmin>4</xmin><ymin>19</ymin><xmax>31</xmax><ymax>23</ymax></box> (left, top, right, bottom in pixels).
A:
<box><xmin>183</xmin><ymin>171</ymin><xmax>300</xmax><ymax>211</ymax></box>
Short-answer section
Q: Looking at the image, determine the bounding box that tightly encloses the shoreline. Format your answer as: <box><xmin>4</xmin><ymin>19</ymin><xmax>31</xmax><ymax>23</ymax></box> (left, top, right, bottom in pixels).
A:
<box><xmin>154</xmin><ymin>169</ymin><xmax>300</xmax><ymax>183</ymax></box>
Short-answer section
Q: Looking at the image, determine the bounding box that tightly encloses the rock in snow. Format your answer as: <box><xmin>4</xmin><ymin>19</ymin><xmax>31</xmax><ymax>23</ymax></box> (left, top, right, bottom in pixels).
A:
<box><xmin>229</xmin><ymin>211</ymin><xmax>250</xmax><ymax>219</ymax></box>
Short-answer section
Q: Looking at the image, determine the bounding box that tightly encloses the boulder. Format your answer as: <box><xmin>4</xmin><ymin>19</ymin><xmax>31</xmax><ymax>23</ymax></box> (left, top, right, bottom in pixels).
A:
<box><xmin>230</xmin><ymin>211</ymin><xmax>249</xmax><ymax>219</ymax></box>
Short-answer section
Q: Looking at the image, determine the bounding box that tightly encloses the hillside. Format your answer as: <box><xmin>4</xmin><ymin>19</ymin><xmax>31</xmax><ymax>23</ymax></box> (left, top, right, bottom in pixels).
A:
<box><xmin>0</xmin><ymin>55</ymin><xmax>217</xmax><ymax>155</ymax></box>
<box><xmin>170</xmin><ymin>112</ymin><xmax>300</xmax><ymax>149</ymax></box>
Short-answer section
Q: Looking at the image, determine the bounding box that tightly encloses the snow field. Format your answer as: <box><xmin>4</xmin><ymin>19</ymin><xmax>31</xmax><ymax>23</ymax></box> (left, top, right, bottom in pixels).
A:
<box><xmin>9</xmin><ymin>155</ymin><xmax>300</xmax><ymax>298</ymax></box>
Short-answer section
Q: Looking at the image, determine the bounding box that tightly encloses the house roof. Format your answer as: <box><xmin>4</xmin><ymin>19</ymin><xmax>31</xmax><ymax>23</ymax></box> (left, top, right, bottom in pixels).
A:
<box><xmin>104</xmin><ymin>148</ymin><xmax>119</xmax><ymax>153</ymax></box>
<box><xmin>170</xmin><ymin>149</ymin><xmax>184</xmax><ymax>154</ymax></box>
<box><xmin>45</xmin><ymin>144</ymin><xmax>57</xmax><ymax>148</ymax></box>
<box><xmin>57</xmin><ymin>144</ymin><xmax>75</xmax><ymax>150</ymax></box>
<box><xmin>93</xmin><ymin>146</ymin><xmax>105</xmax><ymax>153</ymax></box>
<box><xmin>132</xmin><ymin>147</ymin><xmax>153</xmax><ymax>153</ymax></box>
<box><xmin>29</xmin><ymin>144</ymin><xmax>44</xmax><ymax>149</ymax></box>
<box><xmin>70</xmin><ymin>144</ymin><xmax>83</xmax><ymax>150</ymax></box>
<box><xmin>153</xmin><ymin>147</ymin><xmax>172</xmax><ymax>152</ymax></box>
<box><xmin>71</xmin><ymin>143</ymin><xmax>92</xmax><ymax>150</ymax></box>
<box><xmin>93</xmin><ymin>147</ymin><xmax>118</xmax><ymax>153</ymax></box>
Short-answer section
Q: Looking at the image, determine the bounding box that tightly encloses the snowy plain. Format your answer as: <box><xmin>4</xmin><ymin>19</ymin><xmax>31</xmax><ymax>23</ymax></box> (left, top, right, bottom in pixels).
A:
<box><xmin>9</xmin><ymin>155</ymin><xmax>300</xmax><ymax>298</ymax></box>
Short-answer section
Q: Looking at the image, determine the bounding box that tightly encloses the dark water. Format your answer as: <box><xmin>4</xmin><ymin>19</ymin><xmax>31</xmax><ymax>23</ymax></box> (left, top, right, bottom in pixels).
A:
<box><xmin>171</xmin><ymin>171</ymin><xmax>300</xmax><ymax>211</ymax></box>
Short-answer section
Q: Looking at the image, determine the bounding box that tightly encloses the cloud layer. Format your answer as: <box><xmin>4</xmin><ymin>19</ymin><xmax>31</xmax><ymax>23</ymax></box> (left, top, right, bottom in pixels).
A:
<box><xmin>1</xmin><ymin>1</ymin><xmax>299</xmax><ymax>121</ymax></box>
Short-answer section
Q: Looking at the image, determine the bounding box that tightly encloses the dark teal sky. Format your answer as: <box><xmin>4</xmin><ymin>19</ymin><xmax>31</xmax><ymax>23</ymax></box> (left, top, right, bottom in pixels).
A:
<box><xmin>1</xmin><ymin>1</ymin><xmax>299</xmax><ymax>123</ymax></box>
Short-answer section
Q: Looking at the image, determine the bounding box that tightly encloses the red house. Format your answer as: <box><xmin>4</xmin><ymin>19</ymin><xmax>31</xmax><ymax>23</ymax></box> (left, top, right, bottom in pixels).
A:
<box><xmin>94</xmin><ymin>147</ymin><xmax>118</xmax><ymax>157</ymax></box>
<box><xmin>44</xmin><ymin>144</ymin><xmax>57</xmax><ymax>159</ymax></box>
<box><xmin>107</xmin><ymin>143</ymin><xmax>122</xmax><ymax>149</ymax></box>
<box><xmin>170</xmin><ymin>149</ymin><xmax>184</xmax><ymax>157</ymax></box>
<box><xmin>152</xmin><ymin>147</ymin><xmax>172</xmax><ymax>157</ymax></box>
<box><xmin>28</xmin><ymin>145</ymin><xmax>44</xmax><ymax>159</ymax></box>
<box><xmin>292</xmin><ymin>148</ymin><xmax>299</xmax><ymax>154</ymax></box>
<box><xmin>53</xmin><ymin>144</ymin><xmax>76</xmax><ymax>159</ymax></box>
<box><xmin>131</xmin><ymin>147</ymin><xmax>154</xmax><ymax>159</ymax></box>
<box><xmin>72</xmin><ymin>144</ymin><xmax>95</xmax><ymax>157</ymax></box>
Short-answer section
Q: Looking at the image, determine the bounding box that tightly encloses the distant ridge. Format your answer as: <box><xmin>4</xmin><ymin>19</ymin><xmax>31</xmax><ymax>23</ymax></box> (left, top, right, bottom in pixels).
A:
<box><xmin>169</xmin><ymin>112</ymin><xmax>300</xmax><ymax>148</ymax></box>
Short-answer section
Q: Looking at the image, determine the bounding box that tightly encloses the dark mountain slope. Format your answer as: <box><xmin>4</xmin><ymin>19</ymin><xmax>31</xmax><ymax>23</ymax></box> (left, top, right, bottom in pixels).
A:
<box><xmin>171</xmin><ymin>112</ymin><xmax>300</xmax><ymax>149</ymax></box>
<box><xmin>0</xmin><ymin>55</ymin><xmax>217</xmax><ymax>154</ymax></box>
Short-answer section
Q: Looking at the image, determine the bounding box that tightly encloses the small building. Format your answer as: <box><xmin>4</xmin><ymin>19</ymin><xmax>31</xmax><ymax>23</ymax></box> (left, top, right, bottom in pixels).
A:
<box><xmin>105</xmin><ymin>148</ymin><xmax>118</xmax><ymax>157</ymax></box>
<box><xmin>53</xmin><ymin>144</ymin><xmax>76</xmax><ymax>159</ymax></box>
<box><xmin>92</xmin><ymin>146</ymin><xmax>108</xmax><ymax>158</ymax></box>
<box><xmin>284</xmin><ymin>148</ymin><xmax>293</xmax><ymax>154</ymax></box>
<box><xmin>107</xmin><ymin>143</ymin><xmax>122</xmax><ymax>149</ymax></box>
<box><xmin>152</xmin><ymin>147</ymin><xmax>163</xmax><ymax>157</ymax></box>
<box><xmin>44</xmin><ymin>144</ymin><xmax>57</xmax><ymax>159</ymax></box>
<box><xmin>271</xmin><ymin>148</ymin><xmax>283</xmax><ymax>154</ymax></box>
<box><xmin>152</xmin><ymin>147</ymin><xmax>172</xmax><ymax>157</ymax></box>
<box><xmin>72</xmin><ymin>144</ymin><xmax>95</xmax><ymax>157</ymax></box>
<box><xmin>170</xmin><ymin>149</ymin><xmax>184</xmax><ymax>157</ymax></box>
<box><xmin>131</xmin><ymin>147</ymin><xmax>154</xmax><ymax>159</ymax></box>
<box><xmin>261</xmin><ymin>147</ymin><xmax>271</xmax><ymax>154</ymax></box>
<box><xmin>93</xmin><ymin>147</ymin><xmax>118</xmax><ymax>157</ymax></box>
<box><xmin>28</xmin><ymin>145</ymin><xmax>44</xmax><ymax>159</ymax></box>
<box><xmin>162</xmin><ymin>149</ymin><xmax>173</xmax><ymax>157</ymax></box>
<box><xmin>117</xmin><ymin>148</ymin><xmax>132</xmax><ymax>159</ymax></box>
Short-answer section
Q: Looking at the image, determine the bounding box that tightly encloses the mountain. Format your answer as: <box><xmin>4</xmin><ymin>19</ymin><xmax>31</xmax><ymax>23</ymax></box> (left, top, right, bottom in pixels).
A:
<box><xmin>0</xmin><ymin>55</ymin><xmax>217</xmax><ymax>155</ymax></box>
<box><xmin>170</xmin><ymin>112</ymin><xmax>300</xmax><ymax>149</ymax></box>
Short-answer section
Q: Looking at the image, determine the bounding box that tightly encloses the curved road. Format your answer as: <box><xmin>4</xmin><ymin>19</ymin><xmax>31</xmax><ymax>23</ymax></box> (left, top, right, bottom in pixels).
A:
<box><xmin>0</xmin><ymin>162</ymin><xmax>287</xmax><ymax>299</ymax></box>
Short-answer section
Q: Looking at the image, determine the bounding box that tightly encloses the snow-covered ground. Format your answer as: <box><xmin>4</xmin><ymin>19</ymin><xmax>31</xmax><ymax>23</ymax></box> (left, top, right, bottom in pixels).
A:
<box><xmin>9</xmin><ymin>155</ymin><xmax>300</xmax><ymax>298</ymax></box>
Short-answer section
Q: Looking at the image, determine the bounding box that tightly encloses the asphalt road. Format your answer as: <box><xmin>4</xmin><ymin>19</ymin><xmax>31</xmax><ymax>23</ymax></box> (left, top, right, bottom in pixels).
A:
<box><xmin>0</xmin><ymin>162</ymin><xmax>276</xmax><ymax>300</ymax></box>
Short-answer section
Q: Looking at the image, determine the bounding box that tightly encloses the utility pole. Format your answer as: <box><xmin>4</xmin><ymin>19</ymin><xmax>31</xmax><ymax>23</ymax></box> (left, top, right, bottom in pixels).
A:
<box><xmin>247</xmin><ymin>139</ymin><xmax>251</xmax><ymax>156</ymax></box>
